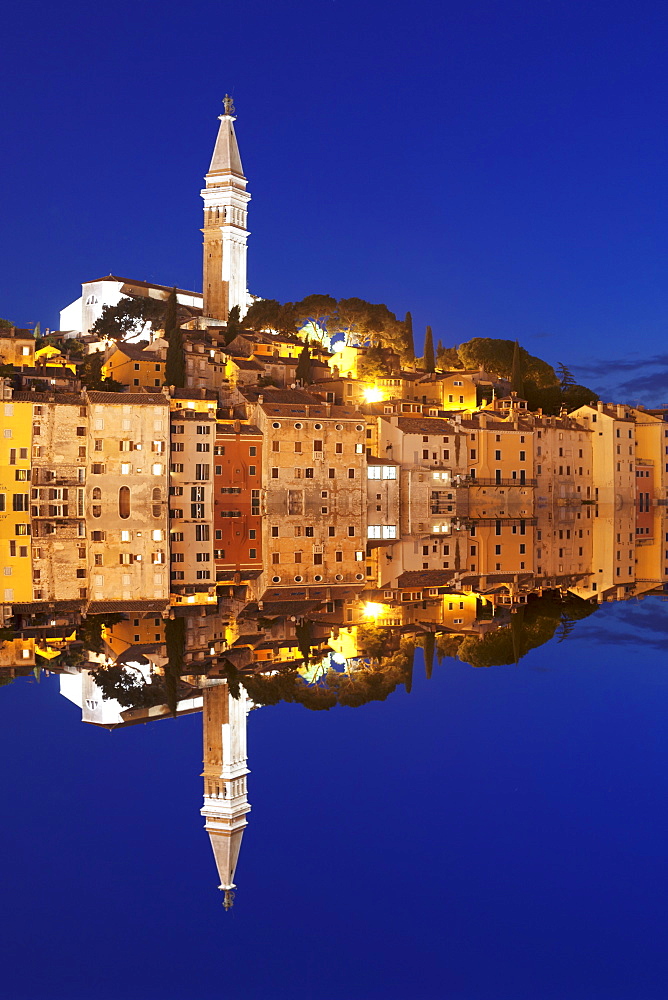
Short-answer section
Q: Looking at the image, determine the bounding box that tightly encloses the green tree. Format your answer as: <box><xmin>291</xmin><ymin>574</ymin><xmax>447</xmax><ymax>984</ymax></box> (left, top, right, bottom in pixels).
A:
<box><xmin>163</xmin><ymin>286</ymin><xmax>177</xmax><ymax>342</ymax></box>
<box><xmin>224</xmin><ymin>304</ymin><xmax>242</xmax><ymax>345</ymax></box>
<box><xmin>457</xmin><ymin>337</ymin><xmax>558</xmax><ymax>387</ymax></box>
<box><xmin>79</xmin><ymin>352</ymin><xmax>124</xmax><ymax>392</ymax></box>
<box><xmin>91</xmin><ymin>296</ymin><xmax>164</xmax><ymax>341</ymax></box>
<box><xmin>423</xmin><ymin>632</ymin><xmax>435</xmax><ymax>680</ymax></box>
<box><xmin>511</xmin><ymin>339</ymin><xmax>523</xmax><ymax>395</ymax></box>
<box><xmin>242</xmin><ymin>298</ymin><xmax>297</xmax><ymax>335</ymax></box>
<box><xmin>436</xmin><ymin>344</ymin><xmax>463</xmax><ymax>370</ymax></box>
<box><xmin>556</xmin><ymin>362</ymin><xmax>576</xmax><ymax>390</ymax></box>
<box><xmin>164</xmin><ymin>289</ymin><xmax>185</xmax><ymax>387</ymax></box>
<box><xmin>295</xmin><ymin>341</ymin><xmax>312</xmax><ymax>384</ymax></box>
<box><xmin>294</xmin><ymin>294</ymin><xmax>337</xmax><ymax>344</ymax></box>
<box><xmin>357</xmin><ymin>345</ymin><xmax>393</xmax><ymax>380</ymax></box>
<box><xmin>0</xmin><ymin>318</ymin><xmax>13</xmax><ymax>329</ymax></box>
<box><xmin>402</xmin><ymin>311</ymin><xmax>415</xmax><ymax>363</ymax></box>
<box><xmin>423</xmin><ymin>325</ymin><xmax>435</xmax><ymax>373</ymax></box>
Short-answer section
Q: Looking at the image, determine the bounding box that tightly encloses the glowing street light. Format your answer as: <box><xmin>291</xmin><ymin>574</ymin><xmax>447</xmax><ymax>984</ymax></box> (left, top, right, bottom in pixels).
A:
<box><xmin>363</xmin><ymin>387</ymin><xmax>384</xmax><ymax>403</ymax></box>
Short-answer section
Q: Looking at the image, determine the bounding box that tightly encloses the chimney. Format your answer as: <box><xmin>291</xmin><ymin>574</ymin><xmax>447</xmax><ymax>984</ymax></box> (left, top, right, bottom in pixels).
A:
<box><xmin>199</xmin><ymin>387</ymin><xmax>206</xmax><ymax>398</ymax></box>
<box><xmin>258</xmin><ymin>394</ymin><xmax>264</xmax><ymax>405</ymax></box>
<box><xmin>616</xmin><ymin>404</ymin><xmax>626</xmax><ymax>418</ymax></box>
<box><xmin>596</xmin><ymin>401</ymin><xmax>604</xmax><ymax>412</ymax></box>
<box><xmin>477</xmin><ymin>411</ymin><xmax>487</xmax><ymax>428</ymax></box>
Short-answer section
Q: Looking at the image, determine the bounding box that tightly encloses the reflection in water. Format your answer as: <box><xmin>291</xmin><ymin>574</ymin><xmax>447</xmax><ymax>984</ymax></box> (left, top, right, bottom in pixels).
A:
<box><xmin>2</xmin><ymin>495</ymin><xmax>665</xmax><ymax>904</ymax></box>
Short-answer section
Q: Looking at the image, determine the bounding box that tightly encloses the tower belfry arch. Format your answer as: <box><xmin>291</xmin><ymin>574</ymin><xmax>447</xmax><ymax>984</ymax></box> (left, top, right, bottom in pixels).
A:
<box><xmin>201</xmin><ymin>96</ymin><xmax>251</xmax><ymax>322</ymax></box>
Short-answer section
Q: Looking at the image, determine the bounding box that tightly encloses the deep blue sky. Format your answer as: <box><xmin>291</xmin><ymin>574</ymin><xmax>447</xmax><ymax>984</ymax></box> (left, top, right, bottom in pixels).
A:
<box><xmin>2</xmin><ymin>597</ymin><xmax>668</xmax><ymax>999</ymax></box>
<box><xmin>3</xmin><ymin>0</ymin><xmax>668</xmax><ymax>404</ymax></box>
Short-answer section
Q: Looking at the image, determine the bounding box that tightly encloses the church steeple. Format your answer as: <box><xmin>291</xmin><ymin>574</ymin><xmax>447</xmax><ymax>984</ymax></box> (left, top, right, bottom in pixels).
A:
<box><xmin>201</xmin><ymin>682</ymin><xmax>251</xmax><ymax>907</ymax></box>
<box><xmin>201</xmin><ymin>96</ymin><xmax>251</xmax><ymax>322</ymax></box>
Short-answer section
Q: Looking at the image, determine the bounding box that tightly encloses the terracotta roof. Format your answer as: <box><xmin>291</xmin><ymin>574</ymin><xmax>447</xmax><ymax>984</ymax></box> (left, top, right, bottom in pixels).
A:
<box><xmin>232</xmin><ymin>358</ymin><xmax>264</xmax><ymax>371</ymax></box>
<box><xmin>11</xmin><ymin>392</ymin><xmax>83</xmax><ymax>404</ymax></box>
<box><xmin>87</xmin><ymin>391</ymin><xmax>168</xmax><ymax>405</ymax></box>
<box><xmin>216</xmin><ymin>423</ymin><xmax>262</xmax><ymax>435</ymax></box>
<box><xmin>170</xmin><ymin>387</ymin><xmax>217</xmax><ymax>400</ymax></box>
<box><xmin>397</xmin><ymin>570</ymin><xmax>455</xmax><ymax>587</ymax></box>
<box><xmin>108</xmin><ymin>342</ymin><xmax>161</xmax><ymax>361</ymax></box>
<box><xmin>396</xmin><ymin>416</ymin><xmax>458</xmax><ymax>434</ymax></box>
<box><xmin>87</xmin><ymin>600</ymin><xmax>169</xmax><ymax>613</ymax></box>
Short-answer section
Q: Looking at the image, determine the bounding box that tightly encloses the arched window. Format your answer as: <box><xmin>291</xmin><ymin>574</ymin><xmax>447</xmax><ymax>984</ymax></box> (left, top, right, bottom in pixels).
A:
<box><xmin>119</xmin><ymin>486</ymin><xmax>130</xmax><ymax>519</ymax></box>
<box><xmin>92</xmin><ymin>488</ymin><xmax>101</xmax><ymax>500</ymax></box>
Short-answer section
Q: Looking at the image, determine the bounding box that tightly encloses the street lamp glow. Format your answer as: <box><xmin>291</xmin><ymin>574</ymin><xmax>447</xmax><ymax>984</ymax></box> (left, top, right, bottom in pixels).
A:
<box><xmin>363</xmin><ymin>602</ymin><xmax>386</xmax><ymax>618</ymax></box>
<box><xmin>363</xmin><ymin>387</ymin><xmax>384</xmax><ymax>403</ymax></box>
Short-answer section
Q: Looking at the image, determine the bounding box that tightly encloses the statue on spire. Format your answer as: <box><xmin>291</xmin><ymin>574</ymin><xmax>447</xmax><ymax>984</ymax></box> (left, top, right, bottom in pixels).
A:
<box><xmin>223</xmin><ymin>889</ymin><xmax>235</xmax><ymax>910</ymax></box>
<box><xmin>223</xmin><ymin>94</ymin><xmax>236</xmax><ymax>116</ymax></box>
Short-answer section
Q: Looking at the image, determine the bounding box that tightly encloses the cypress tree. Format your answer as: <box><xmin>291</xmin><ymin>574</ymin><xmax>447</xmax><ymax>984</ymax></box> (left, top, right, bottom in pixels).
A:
<box><xmin>424</xmin><ymin>325</ymin><xmax>435</xmax><ymax>373</ymax></box>
<box><xmin>164</xmin><ymin>288</ymin><xmax>185</xmax><ymax>387</ymax></box>
<box><xmin>423</xmin><ymin>632</ymin><xmax>435</xmax><ymax>680</ymax></box>
<box><xmin>224</xmin><ymin>304</ymin><xmax>241</xmax><ymax>345</ymax></box>
<box><xmin>511</xmin><ymin>339</ymin><xmax>523</xmax><ymax>396</ymax></box>
<box><xmin>403</xmin><ymin>311</ymin><xmax>415</xmax><ymax>362</ymax></box>
<box><xmin>163</xmin><ymin>286</ymin><xmax>177</xmax><ymax>341</ymax></box>
<box><xmin>295</xmin><ymin>340</ymin><xmax>312</xmax><ymax>384</ymax></box>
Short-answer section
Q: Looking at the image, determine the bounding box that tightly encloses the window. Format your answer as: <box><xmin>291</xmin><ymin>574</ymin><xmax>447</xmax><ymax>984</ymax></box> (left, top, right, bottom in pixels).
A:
<box><xmin>272</xmin><ymin>441</ymin><xmax>280</xmax><ymax>452</ymax></box>
<box><xmin>12</xmin><ymin>494</ymin><xmax>29</xmax><ymax>511</ymax></box>
<box><xmin>191</xmin><ymin>503</ymin><xmax>205</xmax><ymax>518</ymax></box>
<box><xmin>195</xmin><ymin>524</ymin><xmax>210</xmax><ymax>541</ymax></box>
<box><xmin>348</xmin><ymin>469</ymin><xmax>355</xmax><ymax>479</ymax></box>
<box><xmin>249</xmin><ymin>466</ymin><xmax>256</xmax><ymax>476</ymax></box>
<box><xmin>195</xmin><ymin>464</ymin><xmax>210</xmax><ymax>480</ymax></box>
<box><xmin>119</xmin><ymin>486</ymin><xmax>130</xmax><ymax>519</ymax></box>
<box><xmin>195</xmin><ymin>442</ymin><xmax>210</xmax><ymax>452</ymax></box>
<box><xmin>196</xmin><ymin>552</ymin><xmax>210</xmax><ymax>562</ymax></box>
<box><xmin>191</xmin><ymin>486</ymin><xmax>205</xmax><ymax>502</ymax></box>
<box><xmin>335</xmin><ymin>443</ymin><xmax>343</xmax><ymax>454</ymax></box>
<box><xmin>271</xmin><ymin>468</ymin><xmax>279</xmax><ymax>479</ymax></box>
<box><xmin>249</xmin><ymin>446</ymin><xmax>257</xmax><ymax>456</ymax></box>
<box><xmin>196</xmin><ymin>425</ymin><xmax>211</xmax><ymax>435</ymax></box>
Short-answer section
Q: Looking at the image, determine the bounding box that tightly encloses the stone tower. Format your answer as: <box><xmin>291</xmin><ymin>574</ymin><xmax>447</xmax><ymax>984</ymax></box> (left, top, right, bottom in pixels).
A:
<box><xmin>201</xmin><ymin>681</ymin><xmax>251</xmax><ymax>909</ymax></box>
<box><xmin>201</xmin><ymin>96</ymin><xmax>250</xmax><ymax>322</ymax></box>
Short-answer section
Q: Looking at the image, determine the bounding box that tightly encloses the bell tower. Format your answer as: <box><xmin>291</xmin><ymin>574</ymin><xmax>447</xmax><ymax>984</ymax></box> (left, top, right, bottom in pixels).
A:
<box><xmin>201</xmin><ymin>681</ymin><xmax>251</xmax><ymax>909</ymax></box>
<box><xmin>201</xmin><ymin>96</ymin><xmax>250</xmax><ymax>322</ymax></box>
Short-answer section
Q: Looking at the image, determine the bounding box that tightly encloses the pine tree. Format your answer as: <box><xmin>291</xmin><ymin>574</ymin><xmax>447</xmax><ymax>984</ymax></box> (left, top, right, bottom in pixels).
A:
<box><xmin>424</xmin><ymin>325</ymin><xmax>435</xmax><ymax>373</ymax></box>
<box><xmin>511</xmin><ymin>339</ymin><xmax>523</xmax><ymax>395</ymax></box>
<box><xmin>556</xmin><ymin>362</ymin><xmax>576</xmax><ymax>390</ymax></box>
<box><xmin>403</xmin><ymin>311</ymin><xmax>415</xmax><ymax>362</ymax></box>
<box><xmin>164</xmin><ymin>288</ymin><xmax>185</xmax><ymax>387</ymax></box>
<box><xmin>295</xmin><ymin>340</ymin><xmax>312</xmax><ymax>384</ymax></box>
